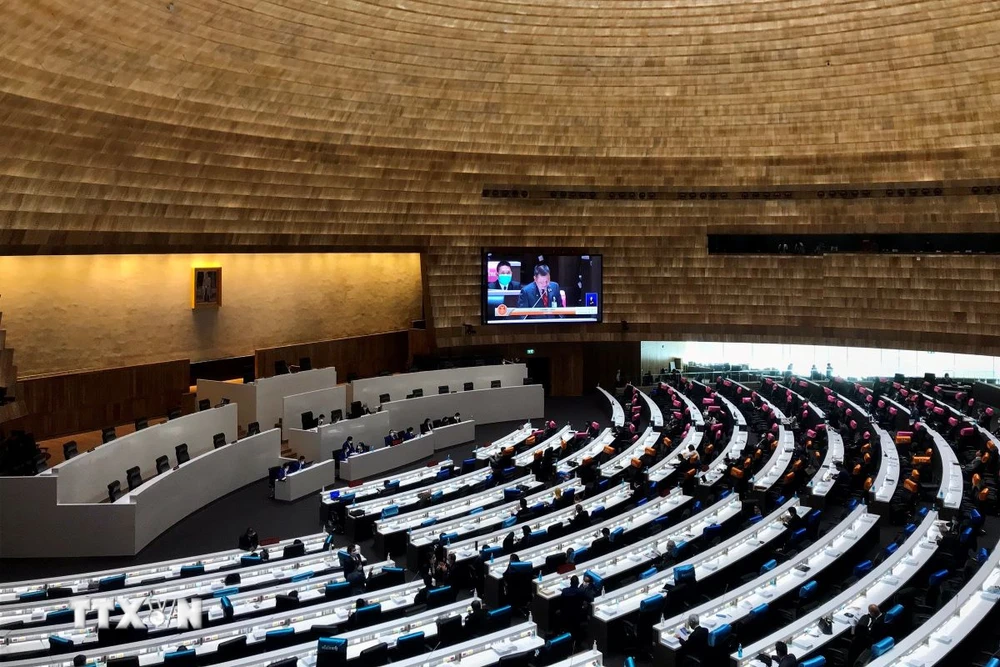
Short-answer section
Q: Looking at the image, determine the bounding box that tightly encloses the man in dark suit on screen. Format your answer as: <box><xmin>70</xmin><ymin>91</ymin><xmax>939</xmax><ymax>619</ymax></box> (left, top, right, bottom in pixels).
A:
<box><xmin>517</xmin><ymin>264</ymin><xmax>564</xmax><ymax>310</ymax></box>
<box><xmin>488</xmin><ymin>260</ymin><xmax>522</xmax><ymax>291</ymax></box>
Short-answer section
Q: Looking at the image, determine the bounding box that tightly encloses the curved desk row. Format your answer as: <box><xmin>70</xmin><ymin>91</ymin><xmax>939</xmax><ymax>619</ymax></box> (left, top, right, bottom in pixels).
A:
<box><xmin>925</xmin><ymin>422</ymin><xmax>964</xmax><ymax>512</ymax></box>
<box><xmin>654</xmin><ymin>506</ymin><xmax>880</xmax><ymax>666</ymax></box>
<box><xmin>736</xmin><ymin>510</ymin><xmax>942</xmax><ymax>666</ymax></box>
<box><xmin>867</xmin><ymin>532</ymin><xmax>1000</xmax><ymax>667</ymax></box>
<box><xmin>597</xmin><ymin>386</ymin><xmax>625</xmax><ymax>427</ymax></box>
<box><xmin>638</xmin><ymin>387</ymin><xmax>664</xmax><ymax>428</ymax></box>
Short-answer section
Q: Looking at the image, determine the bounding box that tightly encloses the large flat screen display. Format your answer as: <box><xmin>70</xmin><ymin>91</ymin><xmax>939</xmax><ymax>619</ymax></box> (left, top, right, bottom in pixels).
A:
<box><xmin>482</xmin><ymin>251</ymin><xmax>603</xmax><ymax>324</ymax></box>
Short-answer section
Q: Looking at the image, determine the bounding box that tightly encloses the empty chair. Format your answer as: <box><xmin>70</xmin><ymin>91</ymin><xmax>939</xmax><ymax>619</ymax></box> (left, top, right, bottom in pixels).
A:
<box><xmin>412</xmin><ymin>388</ymin><xmax>423</xmax><ymax>397</ymax></box>
<box><xmin>175</xmin><ymin>443</ymin><xmax>190</xmax><ymax>464</ymax></box>
<box><xmin>301</xmin><ymin>411</ymin><xmax>316</xmax><ymax>430</ymax></box>
<box><xmin>537</xmin><ymin>633</ymin><xmax>574</xmax><ymax>665</ymax></box>
<box><xmin>439</xmin><ymin>385</ymin><xmax>449</xmax><ymax>394</ymax></box>
<box><xmin>358</xmin><ymin>642</ymin><xmax>389</xmax><ymax>667</ymax></box>
<box><xmin>498</xmin><ymin>652</ymin><xmax>532</xmax><ymax>667</ymax></box>
<box><xmin>275</xmin><ymin>360</ymin><xmax>290</xmax><ymax>375</ymax></box>
<box><xmin>435</xmin><ymin>614</ymin><xmax>465</xmax><ymax>647</ymax></box>
<box><xmin>198</xmin><ymin>398</ymin><xmax>211</xmax><ymax>411</ymax></box>
<box><xmin>213</xmin><ymin>432</ymin><xmax>227</xmax><ymax>448</ymax></box>
<box><xmin>102</xmin><ymin>427</ymin><xmax>117</xmax><ymax>444</ymax></box>
<box><xmin>299</xmin><ymin>357</ymin><xmax>312</xmax><ymax>371</ymax></box>
<box><xmin>62</xmin><ymin>441</ymin><xmax>78</xmax><ymax>460</ymax></box>
<box><xmin>126</xmin><ymin>466</ymin><xmax>142</xmax><ymax>491</ymax></box>
<box><xmin>134</xmin><ymin>417</ymin><xmax>148</xmax><ymax>431</ymax></box>
<box><xmin>167</xmin><ymin>407</ymin><xmax>182</xmax><ymax>420</ymax></box>
<box><xmin>624</xmin><ymin>594</ymin><xmax>666</xmax><ymax>659</ymax></box>
<box><xmin>155</xmin><ymin>455</ymin><xmax>170</xmax><ymax>474</ymax></box>
<box><xmin>330</xmin><ymin>410</ymin><xmax>342</xmax><ymax>423</ymax></box>
<box><xmin>247</xmin><ymin>421</ymin><xmax>261</xmax><ymax>435</ymax></box>
<box><xmin>491</xmin><ymin>380</ymin><xmax>502</xmax><ymax>388</ymax></box>
<box><xmin>379</xmin><ymin>393</ymin><xmax>391</xmax><ymax>404</ymax></box>
<box><xmin>393</xmin><ymin>631</ymin><xmax>425</xmax><ymax>659</ymax></box>
<box><xmin>464</xmin><ymin>382</ymin><xmax>474</xmax><ymax>391</ymax></box>
<box><xmin>107</xmin><ymin>480</ymin><xmax>122</xmax><ymax>502</ymax></box>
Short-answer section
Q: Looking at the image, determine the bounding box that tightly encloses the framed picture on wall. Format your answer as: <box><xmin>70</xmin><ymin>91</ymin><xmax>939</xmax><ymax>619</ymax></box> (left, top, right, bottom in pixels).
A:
<box><xmin>192</xmin><ymin>267</ymin><xmax>222</xmax><ymax>308</ymax></box>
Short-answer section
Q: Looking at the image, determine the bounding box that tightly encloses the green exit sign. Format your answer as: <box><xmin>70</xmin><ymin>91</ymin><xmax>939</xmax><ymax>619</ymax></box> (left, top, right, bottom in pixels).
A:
<box><xmin>526</xmin><ymin>349</ymin><xmax>535</xmax><ymax>355</ymax></box>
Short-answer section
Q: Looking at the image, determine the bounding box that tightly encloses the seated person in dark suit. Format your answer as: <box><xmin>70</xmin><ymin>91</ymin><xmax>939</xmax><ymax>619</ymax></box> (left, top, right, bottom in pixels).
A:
<box><xmin>570</xmin><ymin>504</ymin><xmax>590</xmax><ymax>530</ymax></box>
<box><xmin>590</xmin><ymin>528</ymin><xmax>612</xmax><ymax>557</ymax></box>
<box><xmin>465</xmin><ymin>599</ymin><xmax>488</xmax><ymax>634</ymax></box>
<box><xmin>488</xmin><ymin>260</ymin><xmax>521</xmax><ymax>292</ymax></box>
<box><xmin>517</xmin><ymin>264</ymin><xmax>564</xmax><ymax>309</ymax></box>
<box><xmin>678</xmin><ymin>614</ymin><xmax>710</xmax><ymax>662</ymax></box>
<box><xmin>341</xmin><ymin>436</ymin><xmax>356</xmax><ymax>459</ymax></box>
<box><xmin>774</xmin><ymin>640</ymin><xmax>798</xmax><ymax>667</ymax></box>
<box><xmin>502</xmin><ymin>531</ymin><xmax>516</xmax><ymax>553</ymax></box>
<box><xmin>403</xmin><ymin>427</ymin><xmax>415</xmax><ymax>440</ymax></box>
<box><xmin>561</xmin><ymin>574</ymin><xmax>585</xmax><ymax>601</ymax></box>
<box><xmin>516</xmin><ymin>525</ymin><xmax>533</xmax><ymax>549</ymax></box>
<box><xmin>347</xmin><ymin>598</ymin><xmax>368</xmax><ymax>627</ymax></box>
<box><xmin>580</xmin><ymin>573</ymin><xmax>601</xmax><ymax>601</ymax></box>
<box><xmin>783</xmin><ymin>506</ymin><xmax>805</xmax><ymax>532</ymax></box>
<box><xmin>515</xmin><ymin>498</ymin><xmax>533</xmax><ymax>521</ymax></box>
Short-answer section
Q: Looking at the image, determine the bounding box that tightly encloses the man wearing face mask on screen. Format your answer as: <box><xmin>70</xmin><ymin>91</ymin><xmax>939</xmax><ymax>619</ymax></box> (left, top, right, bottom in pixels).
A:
<box><xmin>517</xmin><ymin>264</ymin><xmax>564</xmax><ymax>312</ymax></box>
<box><xmin>488</xmin><ymin>260</ymin><xmax>521</xmax><ymax>292</ymax></box>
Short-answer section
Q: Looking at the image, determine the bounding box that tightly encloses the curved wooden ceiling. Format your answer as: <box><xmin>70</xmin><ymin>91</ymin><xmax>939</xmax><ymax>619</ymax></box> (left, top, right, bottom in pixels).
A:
<box><xmin>2</xmin><ymin>0</ymin><xmax>1000</xmax><ymax>351</ymax></box>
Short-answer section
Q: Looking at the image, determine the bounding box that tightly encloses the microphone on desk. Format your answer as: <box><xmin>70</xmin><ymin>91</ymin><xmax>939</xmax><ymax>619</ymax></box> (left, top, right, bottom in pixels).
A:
<box><xmin>522</xmin><ymin>292</ymin><xmax>545</xmax><ymax>320</ymax></box>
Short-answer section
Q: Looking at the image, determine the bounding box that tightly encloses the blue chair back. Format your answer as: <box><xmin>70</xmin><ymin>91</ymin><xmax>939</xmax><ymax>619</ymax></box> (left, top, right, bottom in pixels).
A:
<box><xmin>929</xmin><ymin>569</ymin><xmax>948</xmax><ymax>586</ymax></box>
<box><xmin>854</xmin><ymin>560</ymin><xmax>873</xmax><ymax>577</ymax></box>
<box><xmin>49</xmin><ymin>635</ymin><xmax>73</xmax><ymax>650</ymax></box>
<box><xmin>437</xmin><ymin>469</ymin><xmax>451</xmax><ymax>480</ymax></box>
<box><xmin>799</xmin><ymin>657</ymin><xmax>827</xmax><ymax>667</ymax></box>
<box><xmin>961</xmin><ymin>527</ymin><xmax>973</xmax><ymax>544</ymax></box>
<box><xmin>791</xmin><ymin>528</ymin><xmax>807</xmax><ymax>542</ymax></box>
<box><xmin>240</xmin><ymin>554</ymin><xmax>261</xmax><ymax>566</ymax></box>
<box><xmin>213</xmin><ymin>586</ymin><xmax>239</xmax><ymax>598</ymax></box>
<box><xmin>585</xmin><ymin>570</ymin><xmax>604</xmax><ymax>589</ymax></box>
<box><xmin>719</xmin><ymin>489</ymin><xmax>731</xmax><ymax>499</ymax></box>
<box><xmin>572</xmin><ymin>547</ymin><xmax>588</xmax><ymax>561</ymax></box>
<box><xmin>749</xmin><ymin>602</ymin><xmax>769</xmax><ymax>619</ymax></box>
<box><xmin>468</xmin><ymin>506</ymin><xmax>484</xmax><ymax>516</ymax></box>
<box><xmin>674</xmin><ymin>564</ymin><xmax>695</xmax><ymax>584</ymax></box>
<box><xmin>748</xmin><ymin>514</ymin><xmax>763</xmax><ymax>525</ymax></box>
<box><xmin>799</xmin><ymin>581</ymin><xmax>817</xmax><ymax>598</ymax></box>
<box><xmin>338</xmin><ymin>550</ymin><xmax>352</xmax><ymax>568</ymax></box>
<box><xmin>180</xmin><ymin>564</ymin><xmax>204</xmax><ymax>577</ymax></box>
<box><xmin>639</xmin><ymin>593</ymin><xmax>665</xmax><ymax>614</ymax></box>
<box><xmin>692</xmin><ymin>501</ymin><xmax>702</xmax><ymax>512</ymax></box>
<box><xmin>884</xmin><ymin>542</ymin><xmax>899</xmax><ymax>557</ymax></box>
<box><xmin>707</xmin><ymin>623</ymin><xmax>732</xmax><ymax>647</ymax></box>
<box><xmin>917</xmin><ymin>506</ymin><xmax>929</xmax><ymax>518</ymax></box>
<box><xmin>441</xmin><ymin>531</ymin><xmax>459</xmax><ymax>543</ymax></box>
<box><xmin>529</xmin><ymin>529</ymin><xmax>547</xmax><ymax>540</ymax></box>
<box><xmin>46</xmin><ymin>608</ymin><xmax>74</xmax><ymax>623</ymax></box>
<box><xmin>903</xmin><ymin>523</ymin><xmax>916</xmax><ymax>536</ymax></box>
<box><xmin>488</xmin><ymin>605</ymin><xmax>512</xmax><ymax>628</ymax></box>
<box><xmin>610</xmin><ymin>526</ymin><xmax>625</xmax><ymax>542</ymax></box>
<box><xmin>384</xmin><ymin>480</ymin><xmax>400</xmax><ymax>493</ymax></box>
<box><xmin>564</xmin><ymin>488</ymin><xmax>576</xmax><ymax>502</ymax></box>
<box><xmin>426</xmin><ymin>586</ymin><xmax>453</xmax><ymax>608</ymax></box>
<box><xmin>220</xmin><ymin>595</ymin><xmax>234</xmax><ymax>614</ymax></box>
<box><xmin>164</xmin><ymin>649</ymin><xmax>197</xmax><ymax>662</ymax></box>
<box><xmin>420</xmin><ymin>518</ymin><xmax>437</xmax><ymax>528</ymax></box>
<box><xmin>871</xmin><ymin>637</ymin><xmax>894</xmax><ymax>658</ymax></box>
<box><xmin>482</xmin><ymin>546</ymin><xmax>503</xmax><ymax>559</ymax></box>
<box><xmin>703</xmin><ymin>523</ymin><xmax>722</xmax><ymax>538</ymax></box>
<box><xmin>381</xmin><ymin>505</ymin><xmax>400</xmax><ymax>519</ymax></box>
<box><xmin>883</xmin><ymin>604</ymin><xmax>903</xmax><ymax>624</ymax></box>
<box><xmin>502</xmin><ymin>516</ymin><xmax>517</xmax><ymax>528</ymax></box>
<box><xmin>509</xmin><ymin>561</ymin><xmax>533</xmax><ymax>574</ymax></box>
<box><xmin>340</xmin><ymin>492</ymin><xmax>355</xmax><ymax>504</ymax></box>
<box><xmin>504</xmin><ymin>488</ymin><xmax>521</xmax><ymax>501</ymax></box>
<box><xmin>760</xmin><ymin>559</ymin><xmax>777</xmax><ymax>574</ymax></box>
<box><xmin>640</xmin><ymin>567</ymin><xmax>658</xmax><ymax>579</ymax></box>
<box><xmin>396</xmin><ymin>631</ymin><xmax>425</xmax><ymax>654</ymax></box>
<box><xmin>624</xmin><ymin>659</ymin><xmax>637</xmax><ymax>667</ymax></box>
<box><xmin>591</xmin><ymin>505</ymin><xmax>605</xmax><ymax>517</ymax></box>
<box><xmin>355</xmin><ymin>603</ymin><xmax>382</xmax><ymax>626</ymax></box>
<box><xmin>984</xmin><ymin>658</ymin><xmax>999</xmax><ymax>667</ymax></box>
<box><xmin>598</xmin><ymin>479</ymin><xmax>610</xmax><ymax>491</ymax></box>
<box><xmin>636</xmin><ymin>497</ymin><xmax>649</xmax><ymax>507</ymax></box>
<box><xmin>431</xmin><ymin>490</ymin><xmax>443</xmax><ymax>500</ymax></box>
<box><xmin>325</xmin><ymin>581</ymin><xmax>351</xmax><ymax>599</ymax></box>
<box><xmin>18</xmin><ymin>590</ymin><xmax>44</xmax><ymax>601</ymax></box>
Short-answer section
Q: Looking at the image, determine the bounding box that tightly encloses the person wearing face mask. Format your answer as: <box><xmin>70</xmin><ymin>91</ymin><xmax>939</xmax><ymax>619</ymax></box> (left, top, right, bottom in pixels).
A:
<box><xmin>488</xmin><ymin>260</ymin><xmax>521</xmax><ymax>291</ymax></box>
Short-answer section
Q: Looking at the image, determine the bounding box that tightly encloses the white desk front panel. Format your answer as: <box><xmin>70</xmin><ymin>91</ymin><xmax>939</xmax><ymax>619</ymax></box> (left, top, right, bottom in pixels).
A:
<box><xmin>383</xmin><ymin>384</ymin><xmax>544</xmax><ymax>432</ymax></box>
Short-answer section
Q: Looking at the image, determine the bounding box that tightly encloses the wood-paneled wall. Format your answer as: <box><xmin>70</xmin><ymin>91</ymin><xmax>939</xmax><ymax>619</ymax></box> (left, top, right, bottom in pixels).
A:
<box><xmin>7</xmin><ymin>360</ymin><xmax>190</xmax><ymax>441</ymax></box>
<box><xmin>2</xmin><ymin>0</ymin><xmax>1000</xmax><ymax>360</ymax></box>
<box><xmin>255</xmin><ymin>331</ymin><xmax>411</xmax><ymax>381</ymax></box>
